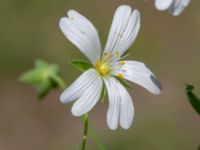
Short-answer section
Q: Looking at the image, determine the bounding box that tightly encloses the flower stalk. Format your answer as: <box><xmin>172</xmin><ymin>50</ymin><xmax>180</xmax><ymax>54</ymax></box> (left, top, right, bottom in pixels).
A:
<box><xmin>58</xmin><ymin>79</ymin><xmax>89</xmax><ymax>150</ymax></box>
<box><xmin>81</xmin><ymin>114</ymin><xmax>89</xmax><ymax>150</ymax></box>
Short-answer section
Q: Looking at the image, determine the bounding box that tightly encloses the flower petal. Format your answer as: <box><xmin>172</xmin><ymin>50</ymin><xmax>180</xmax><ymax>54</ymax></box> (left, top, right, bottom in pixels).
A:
<box><xmin>104</xmin><ymin>5</ymin><xmax>140</xmax><ymax>56</ymax></box>
<box><xmin>71</xmin><ymin>71</ymin><xmax>103</xmax><ymax>116</ymax></box>
<box><xmin>155</xmin><ymin>0</ymin><xmax>173</xmax><ymax>11</ymax></box>
<box><xmin>168</xmin><ymin>0</ymin><xmax>191</xmax><ymax>16</ymax></box>
<box><xmin>112</xmin><ymin>61</ymin><xmax>162</xmax><ymax>95</ymax></box>
<box><xmin>103</xmin><ymin>77</ymin><xmax>120</xmax><ymax>130</ymax></box>
<box><xmin>117</xmin><ymin>80</ymin><xmax>134</xmax><ymax>129</ymax></box>
<box><xmin>59</xmin><ymin>10</ymin><xmax>101</xmax><ymax>65</ymax></box>
<box><xmin>103</xmin><ymin>77</ymin><xmax>134</xmax><ymax>130</ymax></box>
<box><xmin>60</xmin><ymin>69</ymin><xmax>99</xmax><ymax>104</ymax></box>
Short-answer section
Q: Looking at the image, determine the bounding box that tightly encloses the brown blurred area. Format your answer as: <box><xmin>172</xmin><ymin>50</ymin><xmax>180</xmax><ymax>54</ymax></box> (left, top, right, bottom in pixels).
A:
<box><xmin>0</xmin><ymin>0</ymin><xmax>200</xmax><ymax>149</ymax></box>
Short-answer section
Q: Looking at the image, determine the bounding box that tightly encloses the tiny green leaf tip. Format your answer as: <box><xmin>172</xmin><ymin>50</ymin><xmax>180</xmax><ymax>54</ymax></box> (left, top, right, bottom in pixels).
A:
<box><xmin>185</xmin><ymin>84</ymin><xmax>200</xmax><ymax>115</ymax></box>
<box><xmin>185</xmin><ymin>84</ymin><xmax>194</xmax><ymax>91</ymax></box>
<box><xmin>68</xmin><ymin>59</ymin><xmax>93</xmax><ymax>72</ymax></box>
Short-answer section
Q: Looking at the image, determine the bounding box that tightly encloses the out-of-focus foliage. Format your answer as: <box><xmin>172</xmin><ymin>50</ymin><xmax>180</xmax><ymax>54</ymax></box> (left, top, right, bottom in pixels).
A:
<box><xmin>20</xmin><ymin>59</ymin><xmax>65</xmax><ymax>99</ymax></box>
<box><xmin>185</xmin><ymin>84</ymin><xmax>200</xmax><ymax>115</ymax></box>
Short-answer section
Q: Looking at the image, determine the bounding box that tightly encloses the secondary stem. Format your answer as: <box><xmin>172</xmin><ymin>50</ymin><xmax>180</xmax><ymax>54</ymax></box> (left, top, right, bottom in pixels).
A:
<box><xmin>51</xmin><ymin>74</ymin><xmax>66</xmax><ymax>90</ymax></box>
<box><xmin>81</xmin><ymin>114</ymin><xmax>89</xmax><ymax>150</ymax></box>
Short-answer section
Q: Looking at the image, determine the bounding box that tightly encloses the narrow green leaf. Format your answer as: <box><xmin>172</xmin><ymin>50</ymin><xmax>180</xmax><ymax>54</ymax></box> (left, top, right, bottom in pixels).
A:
<box><xmin>90</xmin><ymin>127</ymin><xmax>106</xmax><ymax>150</ymax></box>
<box><xmin>185</xmin><ymin>85</ymin><xmax>200</xmax><ymax>115</ymax></box>
<box><xmin>69</xmin><ymin>59</ymin><xmax>93</xmax><ymax>71</ymax></box>
<box><xmin>121</xmin><ymin>50</ymin><xmax>129</xmax><ymax>58</ymax></box>
<box><xmin>76</xmin><ymin>144</ymin><xmax>79</xmax><ymax>150</ymax></box>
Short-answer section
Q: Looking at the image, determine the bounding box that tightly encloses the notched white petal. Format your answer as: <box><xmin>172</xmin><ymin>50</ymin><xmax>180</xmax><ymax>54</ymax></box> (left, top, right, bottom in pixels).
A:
<box><xmin>168</xmin><ymin>0</ymin><xmax>191</xmax><ymax>16</ymax></box>
<box><xmin>118</xmin><ymin>82</ymin><xmax>134</xmax><ymax>129</ymax></box>
<box><xmin>112</xmin><ymin>61</ymin><xmax>162</xmax><ymax>95</ymax></box>
<box><xmin>59</xmin><ymin>69</ymin><xmax>98</xmax><ymax>104</ymax></box>
<box><xmin>59</xmin><ymin>10</ymin><xmax>101</xmax><ymax>64</ymax></box>
<box><xmin>71</xmin><ymin>72</ymin><xmax>103</xmax><ymax>116</ymax></box>
<box><xmin>103</xmin><ymin>77</ymin><xmax>134</xmax><ymax>130</ymax></box>
<box><xmin>155</xmin><ymin>0</ymin><xmax>173</xmax><ymax>11</ymax></box>
<box><xmin>104</xmin><ymin>5</ymin><xmax>140</xmax><ymax>57</ymax></box>
<box><xmin>103</xmin><ymin>78</ymin><xmax>120</xmax><ymax>130</ymax></box>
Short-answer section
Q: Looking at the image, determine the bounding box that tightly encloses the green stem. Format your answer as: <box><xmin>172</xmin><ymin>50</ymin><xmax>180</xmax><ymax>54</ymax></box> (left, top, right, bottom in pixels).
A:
<box><xmin>81</xmin><ymin>114</ymin><xmax>89</xmax><ymax>150</ymax></box>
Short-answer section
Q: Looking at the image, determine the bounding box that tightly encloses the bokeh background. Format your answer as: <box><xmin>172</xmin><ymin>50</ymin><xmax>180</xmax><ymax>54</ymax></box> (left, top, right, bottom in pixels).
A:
<box><xmin>0</xmin><ymin>0</ymin><xmax>200</xmax><ymax>149</ymax></box>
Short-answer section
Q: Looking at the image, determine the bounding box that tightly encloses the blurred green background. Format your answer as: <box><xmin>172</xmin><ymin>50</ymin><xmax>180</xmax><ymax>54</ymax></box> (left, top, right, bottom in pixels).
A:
<box><xmin>0</xmin><ymin>0</ymin><xmax>200</xmax><ymax>149</ymax></box>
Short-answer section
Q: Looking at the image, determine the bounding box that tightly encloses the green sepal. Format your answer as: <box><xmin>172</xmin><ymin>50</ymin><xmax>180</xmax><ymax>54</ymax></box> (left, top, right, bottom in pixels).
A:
<box><xmin>36</xmin><ymin>81</ymin><xmax>52</xmax><ymax>100</ymax></box>
<box><xmin>115</xmin><ymin>77</ymin><xmax>131</xmax><ymax>89</ymax></box>
<box><xmin>100</xmin><ymin>83</ymin><xmax>107</xmax><ymax>103</ymax></box>
<box><xmin>20</xmin><ymin>59</ymin><xmax>65</xmax><ymax>100</ymax></box>
<box><xmin>185</xmin><ymin>84</ymin><xmax>200</xmax><ymax>115</ymax></box>
<box><xmin>121</xmin><ymin>50</ymin><xmax>130</xmax><ymax>59</ymax></box>
<box><xmin>35</xmin><ymin>59</ymin><xmax>49</xmax><ymax>68</ymax></box>
<box><xmin>20</xmin><ymin>68</ymin><xmax>45</xmax><ymax>84</ymax></box>
<box><xmin>69</xmin><ymin>59</ymin><xmax>93</xmax><ymax>72</ymax></box>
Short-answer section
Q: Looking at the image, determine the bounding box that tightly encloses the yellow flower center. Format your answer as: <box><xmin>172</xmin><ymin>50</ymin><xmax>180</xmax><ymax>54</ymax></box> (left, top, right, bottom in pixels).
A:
<box><xmin>95</xmin><ymin>60</ymin><xmax>111</xmax><ymax>76</ymax></box>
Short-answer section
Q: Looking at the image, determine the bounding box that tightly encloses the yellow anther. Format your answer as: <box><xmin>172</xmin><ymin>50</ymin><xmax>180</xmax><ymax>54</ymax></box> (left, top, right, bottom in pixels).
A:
<box><xmin>117</xmin><ymin>73</ymin><xmax>124</xmax><ymax>79</ymax></box>
<box><xmin>115</xmin><ymin>51</ymin><xmax>119</xmax><ymax>56</ymax></box>
<box><xmin>120</xmin><ymin>61</ymin><xmax>125</xmax><ymax>65</ymax></box>
<box><xmin>104</xmin><ymin>52</ymin><xmax>111</xmax><ymax>57</ymax></box>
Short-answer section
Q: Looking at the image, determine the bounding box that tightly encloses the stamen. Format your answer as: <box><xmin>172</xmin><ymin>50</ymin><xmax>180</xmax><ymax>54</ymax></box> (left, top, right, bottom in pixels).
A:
<box><xmin>104</xmin><ymin>52</ymin><xmax>107</xmax><ymax>56</ymax></box>
<box><xmin>115</xmin><ymin>51</ymin><xmax>119</xmax><ymax>56</ymax></box>
<box><xmin>102</xmin><ymin>52</ymin><xmax>111</xmax><ymax>63</ymax></box>
<box><xmin>117</xmin><ymin>73</ymin><xmax>124</xmax><ymax>79</ymax></box>
<box><xmin>120</xmin><ymin>61</ymin><xmax>125</xmax><ymax>65</ymax></box>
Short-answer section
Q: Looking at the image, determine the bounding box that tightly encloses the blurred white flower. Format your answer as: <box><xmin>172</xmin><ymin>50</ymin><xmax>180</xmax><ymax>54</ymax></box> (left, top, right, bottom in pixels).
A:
<box><xmin>155</xmin><ymin>0</ymin><xmax>191</xmax><ymax>16</ymax></box>
<box><xmin>59</xmin><ymin>5</ymin><xmax>162</xmax><ymax>130</ymax></box>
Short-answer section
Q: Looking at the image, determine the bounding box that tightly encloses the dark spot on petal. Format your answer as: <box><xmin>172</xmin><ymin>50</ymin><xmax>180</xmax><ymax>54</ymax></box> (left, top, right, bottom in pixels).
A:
<box><xmin>150</xmin><ymin>75</ymin><xmax>162</xmax><ymax>90</ymax></box>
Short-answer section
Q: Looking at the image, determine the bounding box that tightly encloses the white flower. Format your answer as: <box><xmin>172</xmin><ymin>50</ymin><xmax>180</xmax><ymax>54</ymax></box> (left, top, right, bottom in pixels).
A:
<box><xmin>59</xmin><ymin>5</ymin><xmax>162</xmax><ymax>130</ymax></box>
<box><xmin>155</xmin><ymin>0</ymin><xmax>191</xmax><ymax>16</ymax></box>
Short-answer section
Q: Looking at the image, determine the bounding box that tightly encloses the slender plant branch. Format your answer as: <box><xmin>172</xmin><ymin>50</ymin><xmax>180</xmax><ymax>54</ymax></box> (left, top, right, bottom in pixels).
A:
<box><xmin>51</xmin><ymin>74</ymin><xmax>66</xmax><ymax>89</ymax></box>
<box><xmin>81</xmin><ymin>114</ymin><xmax>89</xmax><ymax>150</ymax></box>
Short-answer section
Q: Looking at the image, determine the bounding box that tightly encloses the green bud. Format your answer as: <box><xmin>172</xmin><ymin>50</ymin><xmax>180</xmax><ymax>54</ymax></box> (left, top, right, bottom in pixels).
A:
<box><xmin>20</xmin><ymin>59</ymin><xmax>65</xmax><ymax>100</ymax></box>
